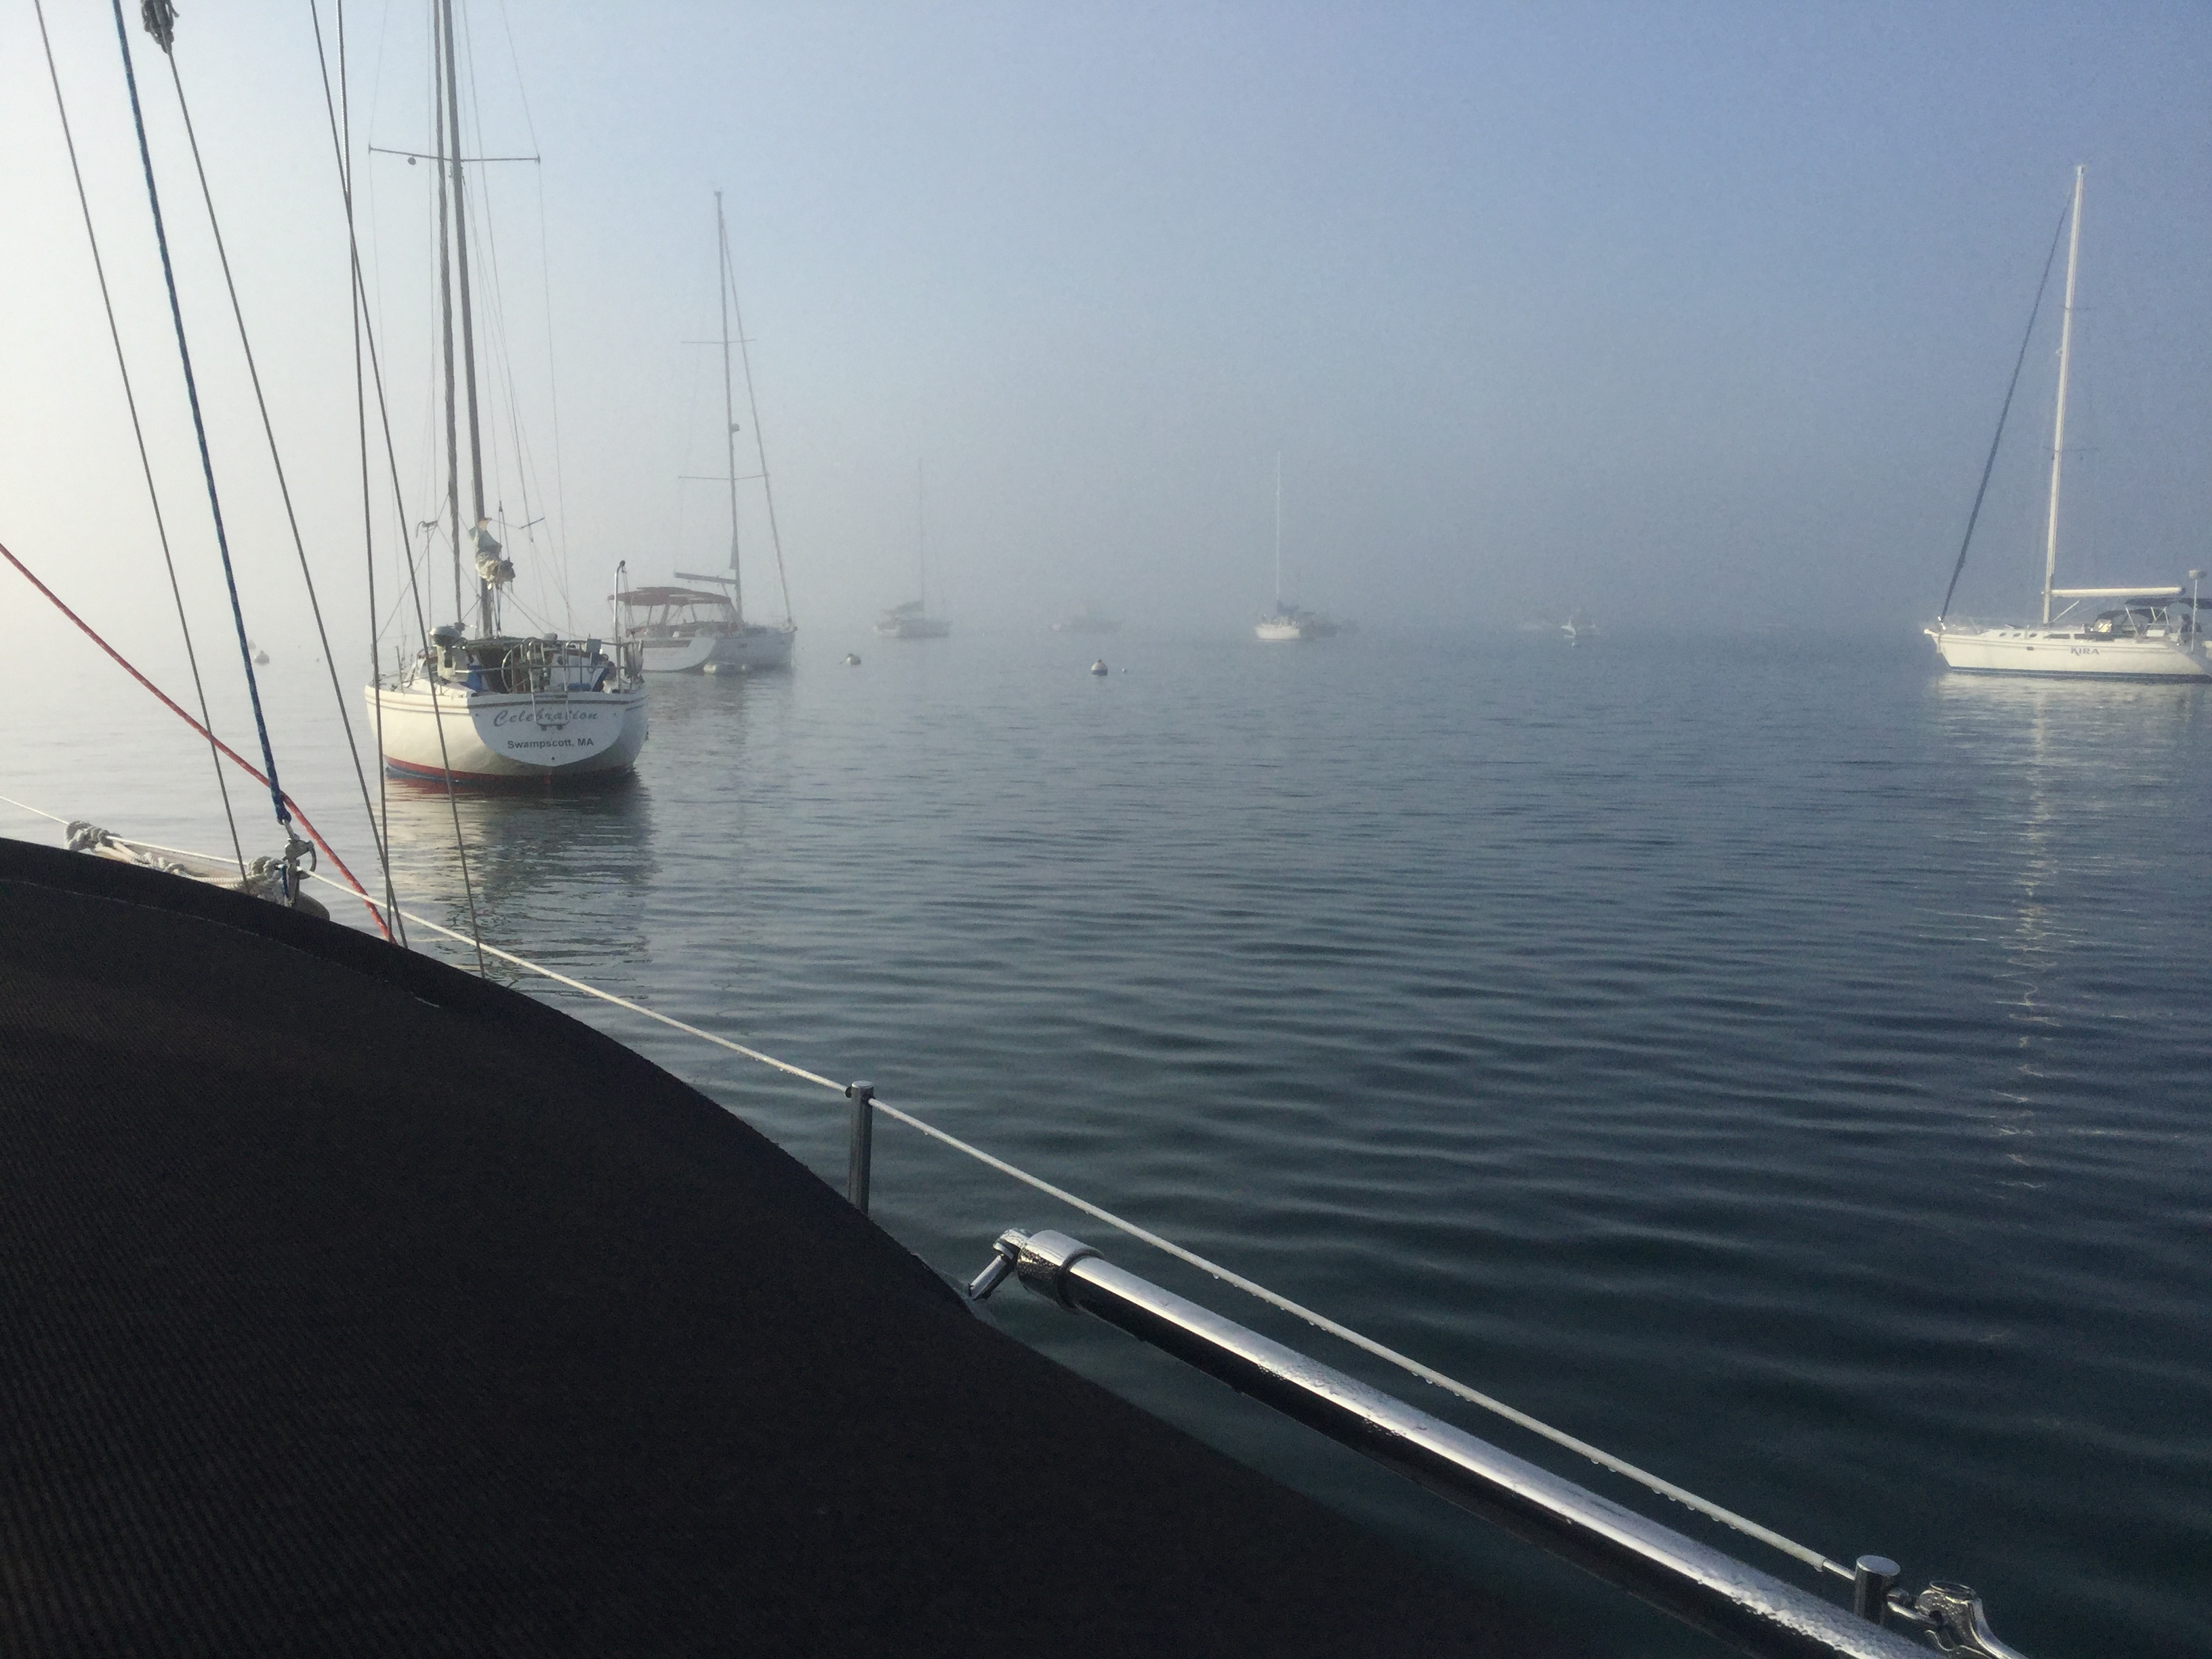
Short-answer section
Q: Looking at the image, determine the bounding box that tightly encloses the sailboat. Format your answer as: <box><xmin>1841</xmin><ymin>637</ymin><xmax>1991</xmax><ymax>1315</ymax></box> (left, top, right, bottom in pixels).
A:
<box><xmin>876</xmin><ymin>464</ymin><xmax>951</xmax><ymax>638</ymax></box>
<box><xmin>1256</xmin><ymin>454</ymin><xmax>1338</xmax><ymax>641</ymax></box>
<box><xmin>623</xmin><ymin>192</ymin><xmax>796</xmax><ymax>675</ymax></box>
<box><xmin>1926</xmin><ymin>166</ymin><xmax>2210</xmax><ymax>680</ymax></box>
<box><xmin>363</xmin><ymin>0</ymin><xmax>647</xmax><ymax>782</ymax></box>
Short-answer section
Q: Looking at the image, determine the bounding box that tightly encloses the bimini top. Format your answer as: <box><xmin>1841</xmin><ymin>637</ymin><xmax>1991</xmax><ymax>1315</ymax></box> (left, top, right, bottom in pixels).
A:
<box><xmin>2049</xmin><ymin>586</ymin><xmax>2184</xmax><ymax>599</ymax></box>
<box><xmin>0</xmin><ymin>835</ymin><xmax>1578</xmax><ymax>1659</ymax></box>
<box><xmin>613</xmin><ymin>586</ymin><xmax>733</xmax><ymax>610</ymax></box>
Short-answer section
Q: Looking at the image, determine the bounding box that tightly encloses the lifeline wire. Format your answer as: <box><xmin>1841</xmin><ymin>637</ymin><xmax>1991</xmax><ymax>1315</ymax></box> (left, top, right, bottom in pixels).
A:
<box><xmin>109</xmin><ymin>0</ymin><xmax>292</xmax><ymax>848</ymax></box>
<box><xmin>156</xmin><ymin>32</ymin><xmax>400</xmax><ymax>924</ymax></box>
<box><xmin>30</xmin><ymin>0</ymin><xmax>245</xmax><ymax>878</ymax></box>
<box><xmin>306</xmin><ymin>868</ymin><xmax>1849</xmax><ymax>1584</ymax></box>
<box><xmin>0</xmin><ymin>787</ymin><xmax>1849</xmax><ymax>1582</ymax></box>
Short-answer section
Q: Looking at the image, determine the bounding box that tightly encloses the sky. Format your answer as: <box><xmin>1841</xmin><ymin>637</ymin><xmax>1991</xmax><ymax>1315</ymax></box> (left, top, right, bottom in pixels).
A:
<box><xmin>3</xmin><ymin>0</ymin><xmax>2210</xmax><ymax>702</ymax></box>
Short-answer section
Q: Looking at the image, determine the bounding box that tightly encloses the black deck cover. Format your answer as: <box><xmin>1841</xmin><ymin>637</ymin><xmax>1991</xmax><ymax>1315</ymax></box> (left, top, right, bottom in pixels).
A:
<box><xmin>0</xmin><ymin>836</ymin><xmax>1586</xmax><ymax>1656</ymax></box>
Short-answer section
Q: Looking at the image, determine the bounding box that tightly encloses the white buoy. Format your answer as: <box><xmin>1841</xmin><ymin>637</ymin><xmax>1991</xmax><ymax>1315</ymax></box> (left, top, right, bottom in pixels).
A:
<box><xmin>1089</xmin><ymin>659</ymin><xmax>1109</xmax><ymax>676</ymax></box>
<box><xmin>843</xmin><ymin>653</ymin><xmax>862</xmax><ymax>666</ymax></box>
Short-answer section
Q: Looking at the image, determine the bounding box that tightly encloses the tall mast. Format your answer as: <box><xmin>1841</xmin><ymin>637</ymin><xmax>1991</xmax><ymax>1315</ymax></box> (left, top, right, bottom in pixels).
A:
<box><xmin>715</xmin><ymin>191</ymin><xmax>744</xmax><ymax>623</ymax></box>
<box><xmin>1273</xmin><ymin>452</ymin><xmax>1283</xmax><ymax>609</ymax></box>
<box><xmin>438</xmin><ymin>0</ymin><xmax>491</xmax><ymax>633</ymax></box>
<box><xmin>432</xmin><ymin>5</ymin><xmax>462</xmax><ymax>625</ymax></box>
<box><xmin>2042</xmin><ymin>164</ymin><xmax>2085</xmax><ymax>624</ymax></box>
<box><xmin>724</xmin><ymin>204</ymin><xmax>792</xmax><ymax>625</ymax></box>
<box><xmin>916</xmin><ymin>459</ymin><xmax>927</xmax><ymax>611</ymax></box>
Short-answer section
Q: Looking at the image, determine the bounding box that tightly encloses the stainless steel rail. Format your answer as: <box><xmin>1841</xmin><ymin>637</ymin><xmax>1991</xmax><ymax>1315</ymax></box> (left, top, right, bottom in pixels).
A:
<box><xmin>972</xmin><ymin>1229</ymin><xmax>2030</xmax><ymax>1659</ymax></box>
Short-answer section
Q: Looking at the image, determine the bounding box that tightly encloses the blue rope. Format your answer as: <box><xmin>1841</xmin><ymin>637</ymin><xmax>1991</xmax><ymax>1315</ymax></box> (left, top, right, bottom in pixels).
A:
<box><xmin>108</xmin><ymin>0</ymin><xmax>290</xmax><ymax>836</ymax></box>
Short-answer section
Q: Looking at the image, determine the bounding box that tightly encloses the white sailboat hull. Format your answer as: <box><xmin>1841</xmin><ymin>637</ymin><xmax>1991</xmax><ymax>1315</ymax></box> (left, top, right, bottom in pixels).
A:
<box><xmin>633</xmin><ymin>621</ymin><xmax>795</xmax><ymax>674</ymax></box>
<box><xmin>365</xmin><ymin>683</ymin><xmax>650</xmax><ymax>781</ymax></box>
<box><xmin>1256</xmin><ymin>612</ymin><xmax>1339</xmax><ymax>642</ymax></box>
<box><xmin>1928</xmin><ymin>624</ymin><xmax>2211</xmax><ymax>680</ymax></box>
<box><xmin>709</xmin><ymin>622</ymin><xmax>796</xmax><ymax>670</ymax></box>
<box><xmin>636</xmin><ymin>631</ymin><xmax>720</xmax><ymax>674</ymax></box>
<box><xmin>876</xmin><ymin>615</ymin><xmax>951</xmax><ymax>639</ymax></box>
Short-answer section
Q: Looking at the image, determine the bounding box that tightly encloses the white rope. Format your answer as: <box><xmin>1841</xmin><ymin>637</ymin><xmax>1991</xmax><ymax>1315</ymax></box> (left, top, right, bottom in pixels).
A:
<box><xmin>0</xmin><ymin>794</ymin><xmax>1845</xmax><ymax>1580</ymax></box>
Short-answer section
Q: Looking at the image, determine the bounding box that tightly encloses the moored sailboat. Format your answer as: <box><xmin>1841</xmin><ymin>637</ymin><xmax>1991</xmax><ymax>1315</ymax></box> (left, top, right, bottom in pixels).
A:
<box><xmin>877</xmin><ymin>462</ymin><xmax>951</xmax><ymax>638</ymax></box>
<box><xmin>625</xmin><ymin>192</ymin><xmax>796</xmax><ymax>675</ymax></box>
<box><xmin>1256</xmin><ymin>454</ymin><xmax>1339</xmax><ymax>641</ymax></box>
<box><xmin>1927</xmin><ymin>166</ymin><xmax>2210</xmax><ymax>681</ymax></box>
<box><xmin>365</xmin><ymin>0</ymin><xmax>646</xmax><ymax>780</ymax></box>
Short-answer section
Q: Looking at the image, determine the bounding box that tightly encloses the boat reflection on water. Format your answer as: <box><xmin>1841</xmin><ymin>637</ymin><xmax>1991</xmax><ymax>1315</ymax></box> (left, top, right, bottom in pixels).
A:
<box><xmin>380</xmin><ymin>771</ymin><xmax>659</xmax><ymax>976</ymax></box>
<box><xmin>1925</xmin><ymin>668</ymin><xmax>2206</xmax><ymax>1147</ymax></box>
<box><xmin>373</xmin><ymin>665</ymin><xmax>800</xmax><ymax>977</ymax></box>
<box><xmin>1929</xmin><ymin>663</ymin><xmax>2208</xmax><ymax>750</ymax></box>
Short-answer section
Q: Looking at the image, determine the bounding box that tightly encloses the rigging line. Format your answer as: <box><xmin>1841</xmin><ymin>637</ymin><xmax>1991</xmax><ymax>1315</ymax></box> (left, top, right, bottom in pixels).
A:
<box><xmin>158</xmin><ymin>38</ymin><xmax>401</xmax><ymax>930</ymax></box>
<box><xmin>452</xmin><ymin>13</ymin><xmax>561</xmax><ymax>636</ymax></box>
<box><xmin>467</xmin><ymin>171</ymin><xmax>541</xmax><ymax>625</ymax></box>
<box><xmin>1938</xmin><ymin>199</ymin><xmax>2072</xmax><ymax>623</ymax></box>
<box><xmin>373</xmin><ymin>528</ymin><xmax>432</xmax><ymax>642</ymax></box>
<box><xmin>436</xmin><ymin>0</ymin><xmax>489</xmax><ymax>619</ymax></box>
<box><xmin>431</xmin><ymin>0</ymin><xmax>464</xmax><ymax>626</ymax></box>
<box><xmin>308</xmin><ymin>0</ymin><xmax>489</xmax><ymax>974</ymax></box>
<box><xmin>715</xmin><ymin>196</ymin><xmax>744</xmax><ymax>621</ymax></box>
<box><xmin>326</xmin><ymin>0</ymin><xmax>407</xmax><ymax>946</ymax></box>
<box><xmin>31</xmin><ymin>0</ymin><xmax>246</xmax><ymax>880</ymax></box>
<box><xmin>109</xmin><ymin>0</ymin><xmax>292</xmax><ymax>849</ymax></box>
<box><xmin>531</xmin><ymin>147</ymin><xmax>574</xmax><ymax>632</ymax></box>
<box><xmin>453</xmin><ymin>0</ymin><xmax>567</xmax><ymax>633</ymax></box>
<box><xmin>0</xmin><ymin>540</ymin><xmax>392</xmax><ymax>939</ymax></box>
<box><xmin>478</xmin><ymin>0</ymin><xmax>574</xmax><ymax>630</ymax></box>
<box><xmin>478</xmin><ymin>194</ymin><xmax>563</xmax><ymax>633</ymax></box>
<box><xmin>722</xmin><ymin>209</ymin><xmax>795</xmax><ymax>625</ymax></box>
<box><xmin>299</xmin><ymin>866</ymin><xmax>1848</xmax><ymax>1585</ymax></box>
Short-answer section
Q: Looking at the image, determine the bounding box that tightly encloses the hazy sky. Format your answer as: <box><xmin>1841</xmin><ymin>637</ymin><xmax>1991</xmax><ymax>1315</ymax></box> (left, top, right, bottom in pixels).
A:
<box><xmin>3</xmin><ymin>0</ymin><xmax>2209</xmax><ymax>688</ymax></box>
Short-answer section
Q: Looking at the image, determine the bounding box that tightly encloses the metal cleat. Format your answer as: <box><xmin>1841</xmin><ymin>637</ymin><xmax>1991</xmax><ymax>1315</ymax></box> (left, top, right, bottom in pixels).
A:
<box><xmin>1882</xmin><ymin>1582</ymin><xmax>2030</xmax><ymax>1659</ymax></box>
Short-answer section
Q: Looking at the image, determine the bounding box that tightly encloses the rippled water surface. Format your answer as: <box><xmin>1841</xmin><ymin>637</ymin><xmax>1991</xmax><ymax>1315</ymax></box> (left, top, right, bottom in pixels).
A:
<box><xmin>12</xmin><ymin>627</ymin><xmax>2209</xmax><ymax>1656</ymax></box>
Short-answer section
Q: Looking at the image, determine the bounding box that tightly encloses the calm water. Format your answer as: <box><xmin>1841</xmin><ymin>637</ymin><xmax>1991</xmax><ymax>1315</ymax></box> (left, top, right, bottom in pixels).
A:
<box><xmin>10</xmin><ymin>626</ymin><xmax>2209</xmax><ymax>1656</ymax></box>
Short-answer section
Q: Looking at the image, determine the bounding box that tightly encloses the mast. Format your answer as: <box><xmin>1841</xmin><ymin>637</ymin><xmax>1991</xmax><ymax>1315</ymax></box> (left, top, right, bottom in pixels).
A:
<box><xmin>432</xmin><ymin>5</ymin><xmax>462</xmax><ymax>626</ymax></box>
<box><xmin>916</xmin><ymin>459</ymin><xmax>927</xmax><ymax>611</ymax></box>
<box><xmin>716</xmin><ymin>191</ymin><xmax>744</xmax><ymax>624</ymax></box>
<box><xmin>438</xmin><ymin>0</ymin><xmax>491</xmax><ymax>634</ymax></box>
<box><xmin>1273</xmin><ymin>452</ymin><xmax>1283</xmax><ymax>609</ymax></box>
<box><xmin>724</xmin><ymin>205</ymin><xmax>793</xmax><ymax>626</ymax></box>
<box><xmin>2043</xmin><ymin>164</ymin><xmax>2084</xmax><ymax>624</ymax></box>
